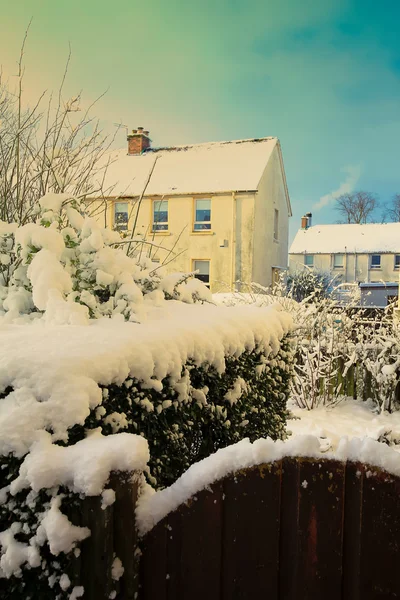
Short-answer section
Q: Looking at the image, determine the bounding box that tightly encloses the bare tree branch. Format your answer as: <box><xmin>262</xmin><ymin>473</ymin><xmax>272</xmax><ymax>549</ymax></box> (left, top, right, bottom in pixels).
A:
<box><xmin>335</xmin><ymin>191</ymin><xmax>379</xmax><ymax>224</ymax></box>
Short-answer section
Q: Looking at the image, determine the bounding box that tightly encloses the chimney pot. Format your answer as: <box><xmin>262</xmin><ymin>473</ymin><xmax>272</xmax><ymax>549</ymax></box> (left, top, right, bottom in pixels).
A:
<box><xmin>127</xmin><ymin>127</ymin><xmax>151</xmax><ymax>155</ymax></box>
<box><xmin>301</xmin><ymin>216</ymin><xmax>308</xmax><ymax>230</ymax></box>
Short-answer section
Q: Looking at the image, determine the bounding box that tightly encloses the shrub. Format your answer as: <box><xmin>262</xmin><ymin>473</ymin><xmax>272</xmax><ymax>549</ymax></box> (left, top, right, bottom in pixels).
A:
<box><xmin>286</xmin><ymin>268</ymin><xmax>332</xmax><ymax>302</ymax></box>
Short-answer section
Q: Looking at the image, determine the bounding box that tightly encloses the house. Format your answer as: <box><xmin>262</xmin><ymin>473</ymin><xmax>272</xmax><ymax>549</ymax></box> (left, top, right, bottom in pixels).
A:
<box><xmin>289</xmin><ymin>214</ymin><xmax>400</xmax><ymax>303</ymax></box>
<box><xmin>90</xmin><ymin>128</ymin><xmax>291</xmax><ymax>293</ymax></box>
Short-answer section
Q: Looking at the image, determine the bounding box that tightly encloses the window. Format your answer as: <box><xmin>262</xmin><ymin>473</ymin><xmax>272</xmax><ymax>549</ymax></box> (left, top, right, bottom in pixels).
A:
<box><xmin>304</xmin><ymin>254</ymin><xmax>314</xmax><ymax>267</ymax></box>
<box><xmin>274</xmin><ymin>209</ymin><xmax>279</xmax><ymax>241</ymax></box>
<box><xmin>370</xmin><ymin>255</ymin><xmax>381</xmax><ymax>269</ymax></box>
<box><xmin>194</xmin><ymin>199</ymin><xmax>211</xmax><ymax>231</ymax></box>
<box><xmin>193</xmin><ymin>260</ymin><xmax>210</xmax><ymax>288</ymax></box>
<box><xmin>152</xmin><ymin>200</ymin><xmax>168</xmax><ymax>232</ymax></box>
<box><xmin>333</xmin><ymin>254</ymin><xmax>344</xmax><ymax>268</ymax></box>
<box><xmin>395</xmin><ymin>255</ymin><xmax>400</xmax><ymax>270</ymax></box>
<box><xmin>114</xmin><ymin>202</ymin><xmax>128</xmax><ymax>231</ymax></box>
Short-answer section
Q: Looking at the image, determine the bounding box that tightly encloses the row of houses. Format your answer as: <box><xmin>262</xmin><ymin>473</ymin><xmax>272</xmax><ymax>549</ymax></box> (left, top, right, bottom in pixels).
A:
<box><xmin>90</xmin><ymin>127</ymin><xmax>400</xmax><ymax>304</ymax></box>
<box><xmin>289</xmin><ymin>214</ymin><xmax>400</xmax><ymax>306</ymax></box>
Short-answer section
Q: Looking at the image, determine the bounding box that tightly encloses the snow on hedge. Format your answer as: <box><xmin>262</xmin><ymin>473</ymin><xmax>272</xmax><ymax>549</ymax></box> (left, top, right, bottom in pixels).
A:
<box><xmin>0</xmin><ymin>301</ymin><xmax>292</xmax><ymax>458</ymax></box>
<box><xmin>136</xmin><ymin>433</ymin><xmax>400</xmax><ymax>535</ymax></box>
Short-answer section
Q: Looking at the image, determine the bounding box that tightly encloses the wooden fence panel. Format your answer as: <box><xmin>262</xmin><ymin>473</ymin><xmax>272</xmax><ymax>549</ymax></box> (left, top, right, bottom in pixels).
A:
<box><xmin>221</xmin><ymin>463</ymin><xmax>282</xmax><ymax>600</ymax></box>
<box><xmin>111</xmin><ymin>473</ymin><xmax>140</xmax><ymax>600</ymax></box>
<box><xmin>179</xmin><ymin>482</ymin><xmax>223</xmax><ymax>600</ymax></box>
<box><xmin>139</xmin><ymin>523</ymin><xmax>168</xmax><ymax>600</ymax></box>
<box><xmin>278</xmin><ymin>457</ymin><xmax>300</xmax><ymax>599</ymax></box>
<box><xmin>341</xmin><ymin>462</ymin><xmax>363</xmax><ymax>600</ymax></box>
<box><xmin>360</xmin><ymin>467</ymin><xmax>400</xmax><ymax>599</ymax></box>
<box><xmin>296</xmin><ymin>459</ymin><xmax>345</xmax><ymax>600</ymax></box>
<box><xmin>79</xmin><ymin>495</ymin><xmax>114</xmax><ymax>600</ymax></box>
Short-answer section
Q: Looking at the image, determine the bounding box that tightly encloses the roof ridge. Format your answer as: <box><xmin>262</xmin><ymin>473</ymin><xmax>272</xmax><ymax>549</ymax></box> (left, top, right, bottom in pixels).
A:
<box><xmin>304</xmin><ymin>222</ymin><xmax>400</xmax><ymax>229</ymax></box>
<box><xmin>144</xmin><ymin>137</ymin><xmax>277</xmax><ymax>153</ymax></box>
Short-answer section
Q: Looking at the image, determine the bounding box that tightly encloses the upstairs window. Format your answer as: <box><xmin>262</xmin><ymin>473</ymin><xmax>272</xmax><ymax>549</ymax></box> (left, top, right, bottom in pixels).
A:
<box><xmin>114</xmin><ymin>202</ymin><xmax>129</xmax><ymax>231</ymax></box>
<box><xmin>370</xmin><ymin>254</ymin><xmax>381</xmax><ymax>269</ymax></box>
<box><xmin>152</xmin><ymin>200</ymin><xmax>168</xmax><ymax>232</ymax></box>
<box><xmin>274</xmin><ymin>209</ymin><xmax>279</xmax><ymax>241</ymax></box>
<box><xmin>333</xmin><ymin>254</ymin><xmax>344</xmax><ymax>268</ymax></box>
<box><xmin>194</xmin><ymin>199</ymin><xmax>211</xmax><ymax>231</ymax></box>
<box><xmin>304</xmin><ymin>254</ymin><xmax>314</xmax><ymax>267</ymax></box>
<box><xmin>395</xmin><ymin>255</ymin><xmax>400</xmax><ymax>270</ymax></box>
<box><xmin>193</xmin><ymin>259</ymin><xmax>210</xmax><ymax>288</ymax></box>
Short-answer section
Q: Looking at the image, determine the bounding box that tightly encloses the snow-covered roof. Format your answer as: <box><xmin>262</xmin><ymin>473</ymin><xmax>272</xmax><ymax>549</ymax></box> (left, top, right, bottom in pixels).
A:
<box><xmin>290</xmin><ymin>223</ymin><xmax>400</xmax><ymax>254</ymax></box>
<box><xmin>99</xmin><ymin>138</ymin><xmax>279</xmax><ymax>197</ymax></box>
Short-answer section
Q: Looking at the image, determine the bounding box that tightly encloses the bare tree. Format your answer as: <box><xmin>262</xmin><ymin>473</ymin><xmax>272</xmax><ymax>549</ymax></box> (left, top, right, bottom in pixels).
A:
<box><xmin>0</xmin><ymin>34</ymin><xmax>118</xmax><ymax>225</ymax></box>
<box><xmin>335</xmin><ymin>191</ymin><xmax>379</xmax><ymax>224</ymax></box>
<box><xmin>382</xmin><ymin>193</ymin><xmax>400</xmax><ymax>222</ymax></box>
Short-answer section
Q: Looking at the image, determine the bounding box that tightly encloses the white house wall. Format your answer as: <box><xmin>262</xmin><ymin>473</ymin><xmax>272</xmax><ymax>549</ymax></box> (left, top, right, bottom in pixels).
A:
<box><xmin>90</xmin><ymin>194</ymin><xmax>242</xmax><ymax>293</ymax></box>
<box><xmin>252</xmin><ymin>145</ymin><xmax>289</xmax><ymax>287</ymax></box>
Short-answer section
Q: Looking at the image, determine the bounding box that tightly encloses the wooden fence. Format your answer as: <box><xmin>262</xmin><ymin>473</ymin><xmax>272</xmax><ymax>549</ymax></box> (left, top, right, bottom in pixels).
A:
<box><xmin>73</xmin><ymin>457</ymin><xmax>400</xmax><ymax>599</ymax></box>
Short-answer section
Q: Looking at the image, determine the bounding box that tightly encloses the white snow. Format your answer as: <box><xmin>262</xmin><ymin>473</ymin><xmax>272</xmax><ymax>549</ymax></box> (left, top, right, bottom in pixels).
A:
<box><xmin>287</xmin><ymin>398</ymin><xmax>400</xmax><ymax>452</ymax></box>
<box><xmin>0</xmin><ymin>523</ymin><xmax>41</xmax><ymax>578</ymax></box>
<box><xmin>10</xmin><ymin>431</ymin><xmax>149</xmax><ymax>496</ymax></box>
<box><xmin>59</xmin><ymin>573</ymin><xmax>71</xmax><ymax>591</ymax></box>
<box><xmin>101</xmin><ymin>488</ymin><xmax>116</xmax><ymax>510</ymax></box>
<box><xmin>98</xmin><ymin>138</ymin><xmax>277</xmax><ymax>197</ymax></box>
<box><xmin>0</xmin><ymin>302</ymin><xmax>292</xmax><ymax>458</ymax></box>
<box><xmin>69</xmin><ymin>586</ymin><xmax>84</xmax><ymax>599</ymax></box>
<box><xmin>290</xmin><ymin>222</ymin><xmax>400</xmax><ymax>255</ymax></box>
<box><xmin>111</xmin><ymin>556</ymin><xmax>124</xmax><ymax>581</ymax></box>
<box><xmin>36</xmin><ymin>495</ymin><xmax>90</xmax><ymax>556</ymax></box>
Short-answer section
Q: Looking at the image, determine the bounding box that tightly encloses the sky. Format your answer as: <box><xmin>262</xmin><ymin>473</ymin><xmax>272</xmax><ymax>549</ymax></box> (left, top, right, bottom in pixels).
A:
<box><xmin>2</xmin><ymin>0</ymin><xmax>400</xmax><ymax>243</ymax></box>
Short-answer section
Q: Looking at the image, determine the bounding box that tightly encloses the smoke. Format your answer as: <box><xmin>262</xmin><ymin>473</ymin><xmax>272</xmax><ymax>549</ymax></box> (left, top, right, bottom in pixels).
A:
<box><xmin>314</xmin><ymin>164</ymin><xmax>361</xmax><ymax>210</ymax></box>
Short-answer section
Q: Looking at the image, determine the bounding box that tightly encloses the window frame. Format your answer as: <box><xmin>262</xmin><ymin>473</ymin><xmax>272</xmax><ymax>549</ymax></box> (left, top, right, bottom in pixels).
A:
<box><xmin>333</xmin><ymin>253</ymin><xmax>344</xmax><ymax>269</ymax></box>
<box><xmin>152</xmin><ymin>199</ymin><xmax>169</xmax><ymax>233</ymax></box>
<box><xmin>304</xmin><ymin>254</ymin><xmax>314</xmax><ymax>267</ymax></box>
<box><xmin>114</xmin><ymin>201</ymin><xmax>129</xmax><ymax>231</ymax></box>
<box><xmin>192</xmin><ymin>258</ymin><xmax>211</xmax><ymax>289</ymax></box>
<box><xmin>193</xmin><ymin>198</ymin><xmax>212</xmax><ymax>232</ymax></box>
<box><xmin>395</xmin><ymin>255</ymin><xmax>400</xmax><ymax>270</ymax></box>
<box><xmin>370</xmin><ymin>254</ymin><xmax>381</xmax><ymax>269</ymax></box>
<box><xmin>273</xmin><ymin>208</ymin><xmax>279</xmax><ymax>241</ymax></box>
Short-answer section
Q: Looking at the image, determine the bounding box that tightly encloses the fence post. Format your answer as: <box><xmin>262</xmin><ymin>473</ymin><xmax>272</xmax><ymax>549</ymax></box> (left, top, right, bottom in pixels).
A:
<box><xmin>67</xmin><ymin>471</ymin><xmax>141</xmax><ymax>600</ymax></box>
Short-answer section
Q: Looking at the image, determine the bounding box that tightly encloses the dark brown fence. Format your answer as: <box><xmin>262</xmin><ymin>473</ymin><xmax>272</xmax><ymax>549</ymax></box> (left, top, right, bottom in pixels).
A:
<box><xmin>72</xmin><ymin>457</ymin><xmax>400</xmax><ymax>599</ymax></box>
<box><xmin>139</xmin><ymin>458</ymin><xmax>400</xmax><ymax>600</ymax></box>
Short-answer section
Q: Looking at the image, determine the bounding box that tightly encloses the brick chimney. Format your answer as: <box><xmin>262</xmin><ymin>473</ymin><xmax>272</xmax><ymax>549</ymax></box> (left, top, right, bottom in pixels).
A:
<box><xmin>127</xmin><ymin>127</ymin><xmax>151</xmax><ymax>155</ymax></box>
<box><xmin>301</xmin><ymin>212</ymin><xmax>312</xmax><ymax>229</ymax></box>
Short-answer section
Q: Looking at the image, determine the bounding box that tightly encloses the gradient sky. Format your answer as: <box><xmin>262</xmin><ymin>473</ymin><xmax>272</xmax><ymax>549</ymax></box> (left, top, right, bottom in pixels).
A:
<box><xmin>2</xmin><ymin>0</ymin><xmax>400</xmax><ymax>242</ymax></box>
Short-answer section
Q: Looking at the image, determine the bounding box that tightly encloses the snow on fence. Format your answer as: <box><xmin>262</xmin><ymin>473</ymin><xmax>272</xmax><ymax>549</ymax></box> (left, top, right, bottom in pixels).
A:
<box><xmin>71</xmin><ymin>437</ymin><xmax>400</xmax><ymax>600</ymax></box>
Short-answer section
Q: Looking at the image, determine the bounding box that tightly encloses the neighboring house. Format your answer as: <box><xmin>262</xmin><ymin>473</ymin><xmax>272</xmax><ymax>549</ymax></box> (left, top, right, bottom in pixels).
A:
<box><xmin>90</xmin><ymin>128</ymin><xmax>291</xmax><ymax>293</ymax></box>
<box><xmin>289</xmin><ymin>214</ymin><xmax>400</xmax><ymax>304</ymax></box>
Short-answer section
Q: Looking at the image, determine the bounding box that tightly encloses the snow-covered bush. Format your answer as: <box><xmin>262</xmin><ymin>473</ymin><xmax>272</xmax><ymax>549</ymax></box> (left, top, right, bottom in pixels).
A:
<box><xmin>216</xmin><ymin>281</ymin><xmax>400</xmax><ymax>412</ymax></box>
<box><xmin>286</xmin><ymin>268</ymin><xmax>332</xmax><ymax>303</ymax></box>
<box><xmin>0</xmin><ymin>193</ymin><xmax>210</xmax><ymax>323</ymax></box>
<box><xmin>0</xmin><ymin>194</ymin><xmax>294</xmax><ymax>597</ymax></box>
